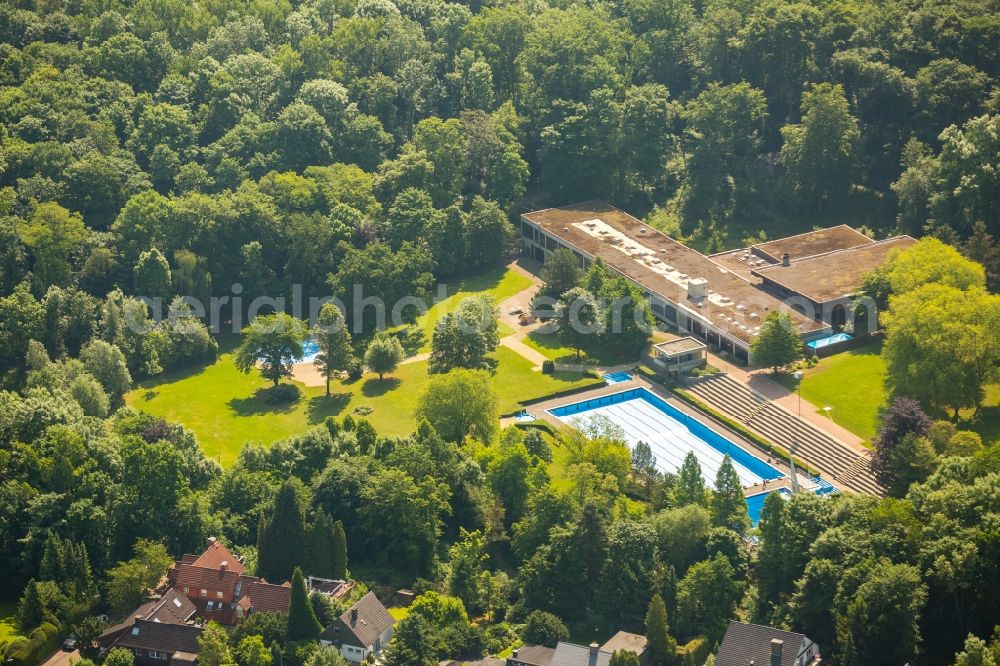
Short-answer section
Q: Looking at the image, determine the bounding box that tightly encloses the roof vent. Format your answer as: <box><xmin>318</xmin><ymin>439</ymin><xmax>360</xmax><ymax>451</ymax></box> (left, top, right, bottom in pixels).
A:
<box><xmin>781</xmin><ymin>252</ymin><xmax>791</xmax><ymax>266</ymax></box>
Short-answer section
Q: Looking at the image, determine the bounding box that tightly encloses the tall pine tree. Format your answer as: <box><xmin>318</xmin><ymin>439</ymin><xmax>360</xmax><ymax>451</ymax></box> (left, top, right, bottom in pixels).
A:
<box><xmin>286</xmin><ymin>568</ymin><xmax>323</xmax><ymax>642</ymax></box>
<box><xmin>711</xmin><ymin>456</ymin><xmax>750</xmax><ymax>534</ymax></box>
<box><xmin>645</xmin><ymin>593</ymin><xmax>678</xmax><ymax>666</ymax></box>
<box><xmin>257</xmin><ymin>482</ymin><xmax>306</xmax><ymax>583</ymax></box>
<box><xmin>673</xmin><ymin>453</ymin><xmax>707</xmax><ymax>507</ymax></box>
<box><xmin>306</xmin><ymin>512</ymin><xmax>336</xmax><ymax>578</ymax></box>
<box><xmin>331</xmin><ymin>520</ymin><xmax>348</xmax><ymax>580</ymax></box>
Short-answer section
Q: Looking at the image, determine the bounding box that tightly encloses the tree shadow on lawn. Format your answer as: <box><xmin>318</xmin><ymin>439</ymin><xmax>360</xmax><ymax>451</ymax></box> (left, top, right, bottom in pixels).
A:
<box><xmin>391</xmin><ymin>325</ymin><xmax>426</xmax><ymax>356</ymax></box>
<box><xmin>361</xmin><ymin>377</ymin><xmax>401</xmax><ymax>397</ymax></box>
<box><xmin>227</xmin><ymin>386</ymin><xmax>302</xmax><ymax>416</ymax></box>
<box><xmin>306</xmin><ymin>392</ymin><xmax>351</xmax><ymax>423</ymax></box>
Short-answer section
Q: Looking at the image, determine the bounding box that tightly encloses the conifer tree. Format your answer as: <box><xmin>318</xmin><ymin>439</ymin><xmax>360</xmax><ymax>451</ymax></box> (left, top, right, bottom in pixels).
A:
<box><xmin>40</xmin><ymin>533</ymin><xmax>67</xmax><ymax>582</ymax></box>
<box><xmin>286</xmin><ymin>567</ymin><xmax>323</xmax><ymax>642</ymax></box>
<box><xmin>17</xmin><ymin>579</ymin><xmax>43</xmax><ymax>630</ymax></box>
<box><xmin>331</xmin><ymin>520</ymin><xmax>348</xmax><ymax>580</ymax></box>
<box><xmin>257</xmin><ymin>482</ymin><xmax>306</xmax><ymax>583</ymax></box>
<box><xmin>673</xmin><ymin>453</ymin><xmax>708</xmax><ymax>507</ymax></box>
<box><xmin>306</xmin><ymin>512</ymin><xmax>336</xmax><ymax>578</ymax></box>
<box><xmin>711</xmin><ymin>456</ymin><xmax>750</xmax><ymax>534</ymax></box>
<box><xmin>646</xmin><ymin>593</ymin><xmax>678</xmax><ymax>666</ymax></box>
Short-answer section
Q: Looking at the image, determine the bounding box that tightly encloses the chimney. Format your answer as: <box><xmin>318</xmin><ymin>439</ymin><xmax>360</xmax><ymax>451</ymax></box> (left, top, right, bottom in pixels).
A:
<box><xmin>220</xmin><ymin>560</ymin><xmax>228</xmax><ymax>571</ymax></box>
<box><xmin>781</xmin><ymin>252</ymin><xmax>791</xmax><ymax>267</ymax></box>
<box><xmin>590</xmin><ymin>642</ymin><xmax>599</xmax><ymax>656</ymax></box>
<box><xmin>511</xmin><ymin>649</ymin><xmax>519</xmax><ymax>659</ymax></box>
<box><xmin>770</xmin><ymin>638</ymin><xmax>783</xmax><ymax>666</ymax></box>
<box><xmin>350</xmin><ymin>608</ymin><xmax>358</xmax><ymax>624</ymax></box>
<box><xmin>207</xmin><ymin>536</ymin><xmax>217</xmax><ymax>546</ymax></box>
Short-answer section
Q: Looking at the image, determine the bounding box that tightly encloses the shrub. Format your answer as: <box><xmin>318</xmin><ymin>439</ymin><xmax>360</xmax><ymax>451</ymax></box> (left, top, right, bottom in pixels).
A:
<box><xmin>264</xmin><ymin>383</ymin><xmax>301</xmax><ymax>404</ymax></box>
<box><xmin>346</xmin><ymin>357</ymin><xmax>364</xmax><ymax>380</ymax></box>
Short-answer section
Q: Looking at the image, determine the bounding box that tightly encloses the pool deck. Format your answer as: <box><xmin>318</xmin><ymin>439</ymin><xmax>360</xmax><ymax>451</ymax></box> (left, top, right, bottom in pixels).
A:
<box><xmin>522</xmin><ymin>376</ymin><xmax>810</xmax><ymax>493</ymax></box>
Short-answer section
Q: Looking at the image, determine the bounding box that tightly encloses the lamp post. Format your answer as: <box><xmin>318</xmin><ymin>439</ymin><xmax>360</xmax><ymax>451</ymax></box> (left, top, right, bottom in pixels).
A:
<box><xmin>790</xmin><ymin>370</ymin><xmax>804</xmax><ymax>493</ymax></box>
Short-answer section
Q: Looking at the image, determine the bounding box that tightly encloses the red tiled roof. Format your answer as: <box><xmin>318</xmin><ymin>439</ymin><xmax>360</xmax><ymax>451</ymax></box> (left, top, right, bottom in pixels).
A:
<box><xmin>192</xmin><ymin>539</ymin><xmax>246</xmax><ymax>576</ymax></box>
<box><xmin>175</xmin><ymin>563</ymin><xmax>240</xmax><ymax>592</ymax></box>
<box><xmin>243</xmin><ymin>579</ymin><xmax>291</xmax><ymax>614</ymax></box>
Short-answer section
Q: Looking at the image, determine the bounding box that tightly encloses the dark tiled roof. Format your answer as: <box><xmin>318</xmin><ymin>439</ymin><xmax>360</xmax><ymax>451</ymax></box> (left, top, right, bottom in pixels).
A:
<box><xmin>550</xmin><ymin>642</ymin><xmax>612</xmax><ymax>666</ymax></box>
<box><xmin>320</xmin><ymin>592</ymin><xmax>394</xmax><ymax>648</ymax></box>
<box><xmin>115</xmin><ymin>620</ymin><xmax>203</xmax><ymax>654</ymax></box>
<box><xmin>148</xmin><ymin>589</ymin><xmax>197</xmax><ymax>624</ymax></box>
<box><xmin>100</xmin><ymin>591</ymin><xmax>197</xmax><ymax>646</ymax></box>
<box><xmin>508</xmin><ymin>645</ymin><xmax>556</xmax><ymax>666</ymax></box>
<box><xmin>715</xmin><ymin>622</ymin><xmax>810</xmax><ymax>666</ymax></box>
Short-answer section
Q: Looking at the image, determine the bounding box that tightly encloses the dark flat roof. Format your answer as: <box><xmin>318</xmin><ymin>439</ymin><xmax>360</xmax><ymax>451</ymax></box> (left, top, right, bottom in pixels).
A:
<box><xmin>522</xmin><ymin>202</ymin><xmax>825</xmax><ymax>344</ymax></box>
<box><xmin>752</xmin><ymin>225</ymin><xmax>873</xmax><ymax>263</ymax></box>
<box><xmin>753</xmin><ymin>236</ymin><xmax>916</xmax><ymax>303</ymax></box>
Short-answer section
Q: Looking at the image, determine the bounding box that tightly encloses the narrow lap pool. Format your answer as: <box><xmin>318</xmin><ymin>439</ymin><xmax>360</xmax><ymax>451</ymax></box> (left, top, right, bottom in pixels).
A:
<box><xmin>806</xmin><ymin>332</ymin><xmax>852</xmax><ymax>350</ymax></box>
<box><xmin>548</xmin><ymin>388</ymin><xmax>784</xmax><ymax>486</ymax></box>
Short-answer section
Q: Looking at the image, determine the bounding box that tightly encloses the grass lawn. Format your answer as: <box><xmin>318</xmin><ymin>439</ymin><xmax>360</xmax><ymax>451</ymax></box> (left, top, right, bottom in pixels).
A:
<box><xmin>387</xmin><ymin>606</ymin><xmax>409</xmax><ymax>622</ymax></box>
<box><xmin>778</xmin><ymin>342</ymin><xmax>1000</xmax><ymax>446</ymax></box>
<box><xmin>126</xmin><ymin>340</ymin><xmax>596</xmax><ymax>466</ymax></box>
<box><xmin>392</xmin><ymin>266</ymin><xmax>533</xmax><ymax>355</ymax></box>
<box><xmin>0</xmin><ymin>599</ymin><xmax>21</xmax><ymax>644</ymax></box>
<box><xmin>521</xmin><ymin>330</ymin><xmax>637</xmax><ymax>367</ymax></box>
<box><xmin>787</xmin><ymin>343</ymin><xmax>887</xmax><ymax>442</ymax></box>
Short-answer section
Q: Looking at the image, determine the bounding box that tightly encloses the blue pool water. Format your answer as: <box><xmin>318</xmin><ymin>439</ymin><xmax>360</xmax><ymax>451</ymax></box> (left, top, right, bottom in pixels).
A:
<box><xmin>746</xmin><ymin>488</ymin><xmax>792</xmax><ymax>526</ymax></box>
<box><xmin>603</xmin><ymin>371</ymin><xmax>633</xmax><ymax>384</ymax></box>
<box><xmin>296</xmin><ymin>339</ymin><xmax>320</xmax><ymax>362</ymax></box>
<box><xmin>549</xmin><ymin>388</ymin><xmax>784</xmax><ymax>486</ymax></box>
<box><xmin>806</xmin><ymin>332</ymin><xmax>852</xmax><ymax>350</ymax></box>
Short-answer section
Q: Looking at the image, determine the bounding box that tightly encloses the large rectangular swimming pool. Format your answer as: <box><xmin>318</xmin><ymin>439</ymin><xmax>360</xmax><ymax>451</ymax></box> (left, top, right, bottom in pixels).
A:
<box><xmin>548</xmin><ymin>388</ymin><xmax>784</xmax><ymax>486</ymax></box>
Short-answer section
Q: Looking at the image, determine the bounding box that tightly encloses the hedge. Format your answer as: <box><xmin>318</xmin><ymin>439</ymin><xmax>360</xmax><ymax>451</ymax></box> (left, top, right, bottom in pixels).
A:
<box><xmin>515</xmin><ymin>378</ymin><xmax>607</xmax><ymax>408</ymax></box>
<box><xmin>677</xmin><ymin>636</ymin><xmax>711</xmax><ymax>664</ymax></box>
<box><xmin>671</xmin><ymin>388</ymin><xmax>822</xmax><ymax>478</ymax></box>
<box><xmin>6</xmin><ymin>621</ymin><xmax>63</xmax><ymax>666</ymax></box>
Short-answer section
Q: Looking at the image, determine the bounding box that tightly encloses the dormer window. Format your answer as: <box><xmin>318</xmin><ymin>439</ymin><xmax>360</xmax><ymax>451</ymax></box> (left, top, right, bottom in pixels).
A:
<box><xmin>207</xmin><ymin>601</ymin><xmax>214</xmax><ymax>610</ymax></box>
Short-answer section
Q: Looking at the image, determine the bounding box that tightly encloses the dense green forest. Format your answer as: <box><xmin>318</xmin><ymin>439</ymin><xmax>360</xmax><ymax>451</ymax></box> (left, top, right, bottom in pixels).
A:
<box><xmin>1</xmin><ymin>0</ymin><xmax>999</xmax><ymax>664</ymax></box>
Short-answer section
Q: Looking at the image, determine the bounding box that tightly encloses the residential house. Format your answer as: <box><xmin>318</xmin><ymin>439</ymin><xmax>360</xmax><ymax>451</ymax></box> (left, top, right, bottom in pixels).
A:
<box><xmin>506</xmin><ymin>645</ymin><xmax>556</xmax><ymax>666</ymax></box>
<box><xmin>99</xmin><ymin>589</ymin><xmax>197</xmax><ymax>649</ymax></box>
<box><xmin>169</xmin><ymin>537</ymin><xmax>291</xmax><ymax>625</ymax></box>
<box><xmin>550</xmin><ymin>642</ymin><xmax>612</xmax><ymax>666</ymax></box>
<box><xmin>716</xmin><ymin>622</ymin><xmax>820</xmax><ymax>666</ymax></box>
<box><xmin>111</xmin><ymin>618</ymin><xmax>203</xmax><ymax>666</ymax></box>
<box><xmin>318</xmin><ymin>592</ymin><xmax>395</xmax><ymax>663</ymax></box>
<box><xmin>600</xmin><ymin>632</ymin><xmax>650</xmax><ymax>666</ymax></box>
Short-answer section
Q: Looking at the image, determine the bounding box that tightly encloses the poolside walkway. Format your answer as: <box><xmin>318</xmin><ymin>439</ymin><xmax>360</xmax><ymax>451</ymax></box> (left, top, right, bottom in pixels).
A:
<box><xmin>517</xmin><ymin>376</ymin><xmax>805</xmax><ymax>488</ymax></box>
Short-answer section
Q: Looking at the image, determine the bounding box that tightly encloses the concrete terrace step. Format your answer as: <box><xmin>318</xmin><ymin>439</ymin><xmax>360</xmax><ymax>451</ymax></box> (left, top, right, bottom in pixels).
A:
<box><xmin>682</xmin><ymin>374</ymin><xmax>886</xmax><ymax>496</ymax></box>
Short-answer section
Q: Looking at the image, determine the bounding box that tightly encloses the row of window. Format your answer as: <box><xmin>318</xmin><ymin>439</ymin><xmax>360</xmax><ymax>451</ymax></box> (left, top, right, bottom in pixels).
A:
<box><xmin>135</xmin><ymin>649</ymin><xmax>168</xmax><ymax>660</ymax></box>
<box><xmin>182</xmin><ymin>586</ymin><xmax>224</xmax><ymax>600</ymax></box>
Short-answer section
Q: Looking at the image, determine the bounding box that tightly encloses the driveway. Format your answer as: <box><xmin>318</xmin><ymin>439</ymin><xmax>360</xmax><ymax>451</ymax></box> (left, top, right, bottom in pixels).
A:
<box><xmin>38</xmin><ymin>648</ymin><xmax>80</xmax><ymax>666</ymax></box>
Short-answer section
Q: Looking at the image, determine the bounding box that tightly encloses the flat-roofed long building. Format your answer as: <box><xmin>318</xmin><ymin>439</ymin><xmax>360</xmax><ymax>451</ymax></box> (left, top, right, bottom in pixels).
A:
<box><xmin>520</xmin><ymin>202</ymin><xmax>911</xmax><ymax>364</ymax></box>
